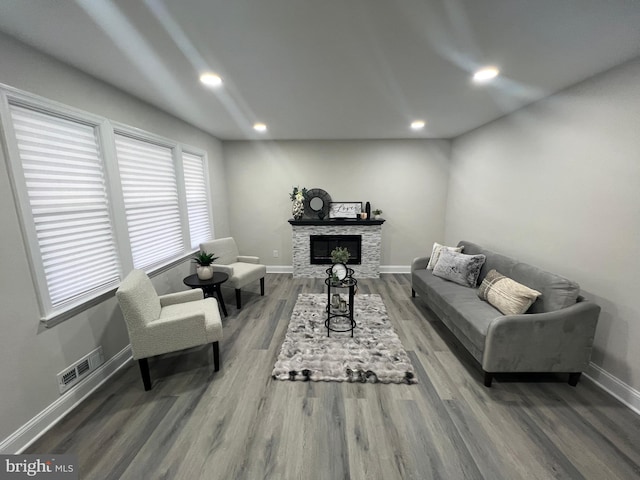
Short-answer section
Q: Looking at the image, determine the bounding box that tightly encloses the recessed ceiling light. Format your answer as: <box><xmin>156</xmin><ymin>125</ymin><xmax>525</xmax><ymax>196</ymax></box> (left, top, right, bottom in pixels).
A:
<box><xmin>473</xmin><ymin>67</ymin><xmax>499</xmax><ymax>83</ymax></box>
<box><xmin>253</xmin><ymin>122</ymin><xmax>267</xmax><ymax>132</ymax></box>
<box><xmin>410</xmin><ymin>120</ymin><xmax>426</xmax><ymax>130</ymax></box>
<box><xmin>199</xmin><ymin>73</ymin><xmax>222</xmax><ymax>87</ymax></box>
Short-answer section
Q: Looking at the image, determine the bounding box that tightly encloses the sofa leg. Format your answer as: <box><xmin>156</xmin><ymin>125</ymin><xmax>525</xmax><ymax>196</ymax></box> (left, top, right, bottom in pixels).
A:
<box><xmin>568</xmin><ymin>372</ymin><xmax>581</xmax><ymax>386</ymax></box>
<box><xmin>260</xmin><ymin>277</ymin><xmax>265</xmax><ymax>296</ymax></box>
<box><xmin>411</xmin><ymin>288</ymin><xmax>416</xmax><ymax>298</ymax></box>
<box><xmin>213</xmin><ymin>342</ymin><xmax>220</xmax><ymax>372</ymax></box>
<box><xmin>483</xmin><ymin>371</ymin><xmax>493</xmax><ymax>388</ymax></box>
<box><xmin>235</xmin><ymin>289</ymin><xmax>242</xmax><ymax>309</ymax></box>
<box><xmin>138</xmin><ymin>358</ymin><xmax>152</xmax><ymax>391</ymax></box>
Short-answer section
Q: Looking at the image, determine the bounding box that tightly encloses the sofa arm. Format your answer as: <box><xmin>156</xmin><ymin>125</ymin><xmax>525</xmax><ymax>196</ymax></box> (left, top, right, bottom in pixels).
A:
<box><xmin>159</xmin><ymin>289</ymin><xmax>203</xmax><ymax>307</ymax></box>
<box><xmin>411</xmin><ymin>256</ymin><xmax>430</xmax><ymax>272</ymax></box>
<box><xmin>238</xmin><ymin>255</ymin><xmax>260</xmax><ymax>264</ymax></box>
<box><xmin>212</xmin><ymin>264</ymin><xmax>234</xmax><ymax>276</ymax></box>
<box><xmin>131</xmin><ymin>312</ymin><xmax>208</xmax><ymax>359</ymax></box>
<box><xmin>483</xmin><ymin>298</ymin><xmax>600</xmax><ymax>373</ymax></box>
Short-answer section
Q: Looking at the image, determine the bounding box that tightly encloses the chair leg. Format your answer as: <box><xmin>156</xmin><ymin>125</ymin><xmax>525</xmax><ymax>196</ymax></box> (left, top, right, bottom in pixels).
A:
<box><xmin>568</xmin><ymin>372</ymin><xmax>582</xmax><ymax>386</ymax></box>
<box><xmin>138</xmin><ymin>358</ymin><xmax>152</xmax><ymax>391</ymax></box>
<box><xmin>483</xmin><ymin>371</ymin><xmax>493</xmax><ymax>388</ymax></box>
<box><xmin>235</xmin><ymin>289</ymin><xmax>242</xmax><ymax>309</ymax></box>
<box><xmin>260</xmin><ymin>277</ymin><xmax>265</xmax><ymax>296</ymax></box>
<box><xmin>411</xmin><ymin>288</ymin><xmax>416</xmax><ymax>298</ymax></box>
<box><xmin>213</xmin><ymin>342</ymin><xmax>220</xmax><ymax>372</ymax></box>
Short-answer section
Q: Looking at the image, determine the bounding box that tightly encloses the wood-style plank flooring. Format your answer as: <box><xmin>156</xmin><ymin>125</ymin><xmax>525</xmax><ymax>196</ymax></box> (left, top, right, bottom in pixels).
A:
<box><xmin>27</xmin><ymin>274</ymin><xmax>640</xmax><ymax>479</ymax></box>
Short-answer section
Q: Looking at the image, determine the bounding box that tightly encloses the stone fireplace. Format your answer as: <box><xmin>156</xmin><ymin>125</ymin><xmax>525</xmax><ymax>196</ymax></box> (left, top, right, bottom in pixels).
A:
<box><xmin>289</xmin><ymin>219</ymin><xmax>384</xmax><ymax>278</ymax></box>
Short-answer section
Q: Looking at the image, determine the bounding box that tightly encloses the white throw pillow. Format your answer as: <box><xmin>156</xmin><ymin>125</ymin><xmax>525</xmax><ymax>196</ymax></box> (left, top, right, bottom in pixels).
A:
<box><xmin>478</xmin><ymin>269</ymin><xmax>542</xmax><ymax>315</ymax></box>
<box><xmin>426</xmin><ymin>242</ymin><xmax>464</xmax><ymax>270</ymax></box>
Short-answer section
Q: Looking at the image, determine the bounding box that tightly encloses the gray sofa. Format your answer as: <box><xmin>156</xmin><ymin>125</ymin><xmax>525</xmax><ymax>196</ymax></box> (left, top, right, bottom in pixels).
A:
<box><xmin>411</xmin><ymin>240</ymin><xmax>600</xmax><ymax>387</ymax></box>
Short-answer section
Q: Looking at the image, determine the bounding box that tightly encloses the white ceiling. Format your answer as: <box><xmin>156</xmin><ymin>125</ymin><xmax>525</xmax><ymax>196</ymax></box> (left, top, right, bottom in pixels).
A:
<box><xmin>1</xmin><ymin>0</ymin><xmax>639</xmax><ymax>140</ymax></box>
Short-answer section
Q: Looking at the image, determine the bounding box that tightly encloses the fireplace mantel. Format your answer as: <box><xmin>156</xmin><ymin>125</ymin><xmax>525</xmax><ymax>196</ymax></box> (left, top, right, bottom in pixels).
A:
<box><xmin>290</xmin><ymin>219</ymin><xmax>384</xmax><ymax>278</ymax></box>
<box><xmin>288</xmin><ymin>218</ymin><xmax>385</xmax><ymax>226</ymax></box>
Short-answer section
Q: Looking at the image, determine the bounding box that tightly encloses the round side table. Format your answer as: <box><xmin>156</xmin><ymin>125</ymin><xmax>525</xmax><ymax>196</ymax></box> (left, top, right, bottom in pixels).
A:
<box><xmin>183</xmin><ymin>272</ymin><xmax>229</xmax><ymax>317</ymax></box>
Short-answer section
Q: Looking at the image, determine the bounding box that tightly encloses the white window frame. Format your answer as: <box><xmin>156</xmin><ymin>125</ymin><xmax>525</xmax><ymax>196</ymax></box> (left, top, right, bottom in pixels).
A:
<box><xmin>111</xmin><ymin>124</ymin><xmax>192</xmax><ymax>272</ymax></box>
<box><xmin>182</xmin><ymin>147</ymin><xmax>214</xmax><ymax>248</ymax></box>
<box><xmin>0</xmin><ymin>86</ymin><xmax>124</xmax><ymax>323</ymax></box>
<box><xmin>0</xmin><ymin>84</ymin><xmax>216</xmax><ymax>326</ymax></box>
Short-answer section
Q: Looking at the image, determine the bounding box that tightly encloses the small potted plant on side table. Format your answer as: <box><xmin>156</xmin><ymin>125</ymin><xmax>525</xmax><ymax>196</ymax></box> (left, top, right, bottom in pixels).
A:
<box><xmin>193</xmin><ymin>251</ymin><xmax>219</xmax><ymax>280</ymax></box>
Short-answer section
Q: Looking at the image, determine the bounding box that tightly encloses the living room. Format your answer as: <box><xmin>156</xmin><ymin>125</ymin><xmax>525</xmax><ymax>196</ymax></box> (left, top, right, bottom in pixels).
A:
<box><xmin>0</xmin><ymin>2</ymin><xmax>639</xmax><ymax>478</ymax></box>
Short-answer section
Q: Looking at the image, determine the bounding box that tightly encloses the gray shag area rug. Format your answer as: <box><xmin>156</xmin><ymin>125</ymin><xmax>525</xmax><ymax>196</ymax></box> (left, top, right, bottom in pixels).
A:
<box><xmin>272</xmin><ymin>293</ymin><xmax>416</xmax><ymax>384</ymax></box>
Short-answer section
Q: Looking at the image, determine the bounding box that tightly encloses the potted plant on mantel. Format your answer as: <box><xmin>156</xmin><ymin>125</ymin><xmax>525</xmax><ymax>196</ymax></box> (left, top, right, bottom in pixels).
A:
<box><xmin>372</xmin><ymin>208</ymin><xmax>382</xmax><ymax>220</ymax></box>
<box><xmin>193</xmin><ymin>251</ymin><xmax>219</xmax><ymax>280</ymax></box>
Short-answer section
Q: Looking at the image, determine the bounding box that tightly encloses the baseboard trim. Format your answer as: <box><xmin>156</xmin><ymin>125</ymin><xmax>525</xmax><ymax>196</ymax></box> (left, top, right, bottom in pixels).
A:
<box><xmin>584</xmin><ymin>362</ymin><xmax>640</xmax><ymax>416</ymax></box>
<box><xmin>266</xmin><ymin>266</ymin><xmax>410</xmax><ymax>274</ymax></box>
<box><xmin>0</xmin><ymin>345</ymin><xmax>133</xmax><ymax>454</ymax></box>
<box><xmin>266</xmin><ymin>265</ymin><xmax>293</xmax><ymax>274</ymax></box>
<box><xmin>380</xmin><ymin>265</ymin><xmax>411</xmax><ymax>274</ymax></box>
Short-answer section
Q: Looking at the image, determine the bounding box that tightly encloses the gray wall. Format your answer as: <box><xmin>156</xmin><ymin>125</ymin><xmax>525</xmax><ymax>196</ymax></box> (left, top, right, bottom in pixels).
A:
<box><xmin>222</xmin><ymin>139</ymin><xmax>451</xmax><ymax>268</ymax></box>
<box><xmin>445</xmin><ymin>58</ymin><xmax>640</xmax><ymax>391</ymax></box>
<box><xmin>0</xmin><ymin>33</ymin><xmax>229</xmax><ymax>443</ymax></box>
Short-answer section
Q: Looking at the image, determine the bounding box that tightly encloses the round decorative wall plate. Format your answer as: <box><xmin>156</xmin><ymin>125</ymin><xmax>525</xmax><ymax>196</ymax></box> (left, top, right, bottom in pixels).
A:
<box><xmin>304</xmin><ymin>188</ymin><xmax>331</xmax><ymax>219</ymax></box>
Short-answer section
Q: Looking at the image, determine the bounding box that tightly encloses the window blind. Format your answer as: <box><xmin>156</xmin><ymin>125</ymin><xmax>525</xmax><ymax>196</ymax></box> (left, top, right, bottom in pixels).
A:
<box><xmin>182</xmin><ymin>151</ymin><xmax>212</xmax><ymax>248</ymax></box>
<box><xmin>9</xmin><ymin>104</ymin><xmax>121</xmax><ymax>308</ymax></box>
<box><xmin>114</xmin><ymin>134</ymin><xmax>183</xmax><ymax>270</ymax></box>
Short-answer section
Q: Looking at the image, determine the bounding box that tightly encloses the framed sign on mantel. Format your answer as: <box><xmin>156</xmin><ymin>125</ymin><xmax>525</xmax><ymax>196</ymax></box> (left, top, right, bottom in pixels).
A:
<box><xmin>329</xmin><ymin>202</ymin><xmax>362</xmax><ymax>219</ymax></box>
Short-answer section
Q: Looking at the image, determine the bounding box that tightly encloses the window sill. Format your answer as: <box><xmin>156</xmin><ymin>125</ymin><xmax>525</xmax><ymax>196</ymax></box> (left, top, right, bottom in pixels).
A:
<box><xmin>41</xmin><ymin>252</ymin><xmax>196</xmax><ymax>329</ymax></box>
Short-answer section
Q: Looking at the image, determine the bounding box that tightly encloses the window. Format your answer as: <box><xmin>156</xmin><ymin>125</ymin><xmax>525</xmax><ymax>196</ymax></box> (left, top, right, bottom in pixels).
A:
<box><xmin>182</xmin><ymin>150</ymin><xmax>213</xmax><ymax>248</ymax></box>
<box><xmin>114</xmin><ymin>133</ymin><xmax>184</xmax><ymax>271</ymax></box>
<box><xmin>1</xmin><ymin>85</ymin><xmax>216</xmax><ymax>325</ymax></box>
<box><xmin>6</xmin><ymin>102</ymin><xmax>120</xmax><ymax>314</ymax></box>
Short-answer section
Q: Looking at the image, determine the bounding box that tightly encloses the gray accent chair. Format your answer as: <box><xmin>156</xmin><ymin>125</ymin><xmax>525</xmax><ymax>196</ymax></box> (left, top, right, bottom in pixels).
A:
<box><xmin>116</xmin><ymin>269</ymin><xmax>223</xmax><ymax>391</ymax></box>
<box><xmin>411</xmin><ymin>241</ymin><xmax>600</xmax><ymax>387</ymax></box>
<box><xmin>200</xmin><ymin>237</ymin><xmax>266</xmax><ymax>309</ymax></box>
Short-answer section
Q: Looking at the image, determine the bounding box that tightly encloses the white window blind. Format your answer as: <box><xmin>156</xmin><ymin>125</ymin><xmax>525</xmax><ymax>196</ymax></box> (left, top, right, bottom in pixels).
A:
<box><xmin>9</xmin><ymin>104</ymin><xmax>121</xmax><ymax>309</ymax></box>
<box><xmin>114</xmin><ymin>134</ymin><xmax>183</xmax><ymax>270</ymax></box>
<box><xmin>182</xmin><ymin>151</ymin><xmax>212</xmax><ymax>248</ymax></box>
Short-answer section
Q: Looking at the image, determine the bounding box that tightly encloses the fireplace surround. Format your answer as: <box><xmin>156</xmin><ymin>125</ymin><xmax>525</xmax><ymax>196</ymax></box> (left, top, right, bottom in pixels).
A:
<box><xmin>289</xmin><ymin>219</ymin><xmax>384</xmax><ymax>278</ymax></box>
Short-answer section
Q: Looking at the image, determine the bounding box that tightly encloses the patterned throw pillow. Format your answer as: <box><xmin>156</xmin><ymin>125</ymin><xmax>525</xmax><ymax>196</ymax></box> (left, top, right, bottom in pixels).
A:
<box><xmin>432</xmin><ymin>249</ymin><xmax>486</xmax><ymax>288</ymax></box>
<box><xmin>426</xmin><ymin>242</ymin><xmax>464</xmax><ymax>270</ymax></box>
<box><xmin>478</xmin><ymin>269</ymin><xmax>542</xmax><ymax>315</ymax></box>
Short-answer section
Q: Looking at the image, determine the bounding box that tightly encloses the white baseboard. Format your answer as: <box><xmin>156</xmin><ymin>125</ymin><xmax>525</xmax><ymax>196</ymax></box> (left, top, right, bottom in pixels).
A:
<box><xmin>0</xmin><ymin>345</ymin><xmax>133</xmax><ymax>454</ymax></box>
<box><xmin>584</xmin><ymin>362</ymin><xmax>640</xmax><ymax>416</ymax></box>
<box><xmin>266</xmin><ymin>266</ymin><xmax>410</xmax><ymax>274</ymax></box>
<box><xmin>266</xmin><ymin>265</ymin><xmax>293</xmax><ymax>274</ymax></box>
<box><xmin>380</xmin><ymin>265</ymin><xmax>410</xmax><ymax>274</ymax></box>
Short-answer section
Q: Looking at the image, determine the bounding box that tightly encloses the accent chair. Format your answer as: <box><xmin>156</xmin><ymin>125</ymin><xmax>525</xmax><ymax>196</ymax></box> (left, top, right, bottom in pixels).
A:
<box><xmin>199</xmin><ymin>237</ymin><xmax>266</xmax><ymax>309</ymax></box>
<box><xmin>116</xmin><ymin>269</ymin><xmax>223</xmax><ymax>391</ymax></box>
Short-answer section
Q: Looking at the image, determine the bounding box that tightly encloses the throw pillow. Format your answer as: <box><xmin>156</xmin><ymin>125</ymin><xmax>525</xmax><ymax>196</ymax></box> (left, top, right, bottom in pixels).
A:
<box><xmin>478</xmin><ymin>269</ymin><xmax>542</xmax><ymax>315</ymax></box>
<box><xmin>426</xmin><ymin>242</ymin><xmax>464</xmax><ymax>270</ymax></box>
<box><xmin>432</xmin><ymin>249</ymin><xmax>486</xmax><ymax>288</ymax></box>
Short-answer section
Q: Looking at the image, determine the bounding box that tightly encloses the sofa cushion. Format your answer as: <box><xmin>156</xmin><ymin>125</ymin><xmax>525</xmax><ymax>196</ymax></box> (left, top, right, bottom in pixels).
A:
<box><xmin>511</xmin><ymin>262</ymin><xmax>579</xmax><ymax>313</ymax></box>
<box><xmin>458</xmin><ymin>240</ymin><xmax>580</xmax><ymax>312</ymax></box>
<box><xmin>478</xmin><ymin>269</ymin><xmax>542</xmax><ymax>315</ymax></box>
<box><xmin>426</xmin><ymin>242</ymin><xmax>463</xmax><ymax>270</ymax></box>
<box><xmin>432</xmin><ymin>249</ymin><xmax>486</xmax><ymax>288</ymax></box>
<box><xmin>413</xmin><ymin>269</ymin><xmax>498</xmax><ymax>356</ymax></box>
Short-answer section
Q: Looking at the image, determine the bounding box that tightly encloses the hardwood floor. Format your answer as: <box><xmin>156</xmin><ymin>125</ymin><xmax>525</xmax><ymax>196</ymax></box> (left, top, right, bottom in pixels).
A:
<box><xmin>27</xmin><ymin>274</ymin><xmax>640</xmax><ymax>479</ymax></box>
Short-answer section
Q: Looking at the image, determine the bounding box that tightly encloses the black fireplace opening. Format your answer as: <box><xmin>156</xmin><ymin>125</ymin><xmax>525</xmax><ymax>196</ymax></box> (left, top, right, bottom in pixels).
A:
<box><xmin>310</xmin><ymin>235</ymin><xmax>362</xmax><ymax>265</ymax></box>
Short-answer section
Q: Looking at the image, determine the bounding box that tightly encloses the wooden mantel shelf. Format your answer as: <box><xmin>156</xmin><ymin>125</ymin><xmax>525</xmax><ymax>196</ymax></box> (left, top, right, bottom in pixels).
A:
<box><xmin>288</xmin><ymin>218</ymin><xmax>385</xmax><ymax>226</ymax></box>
